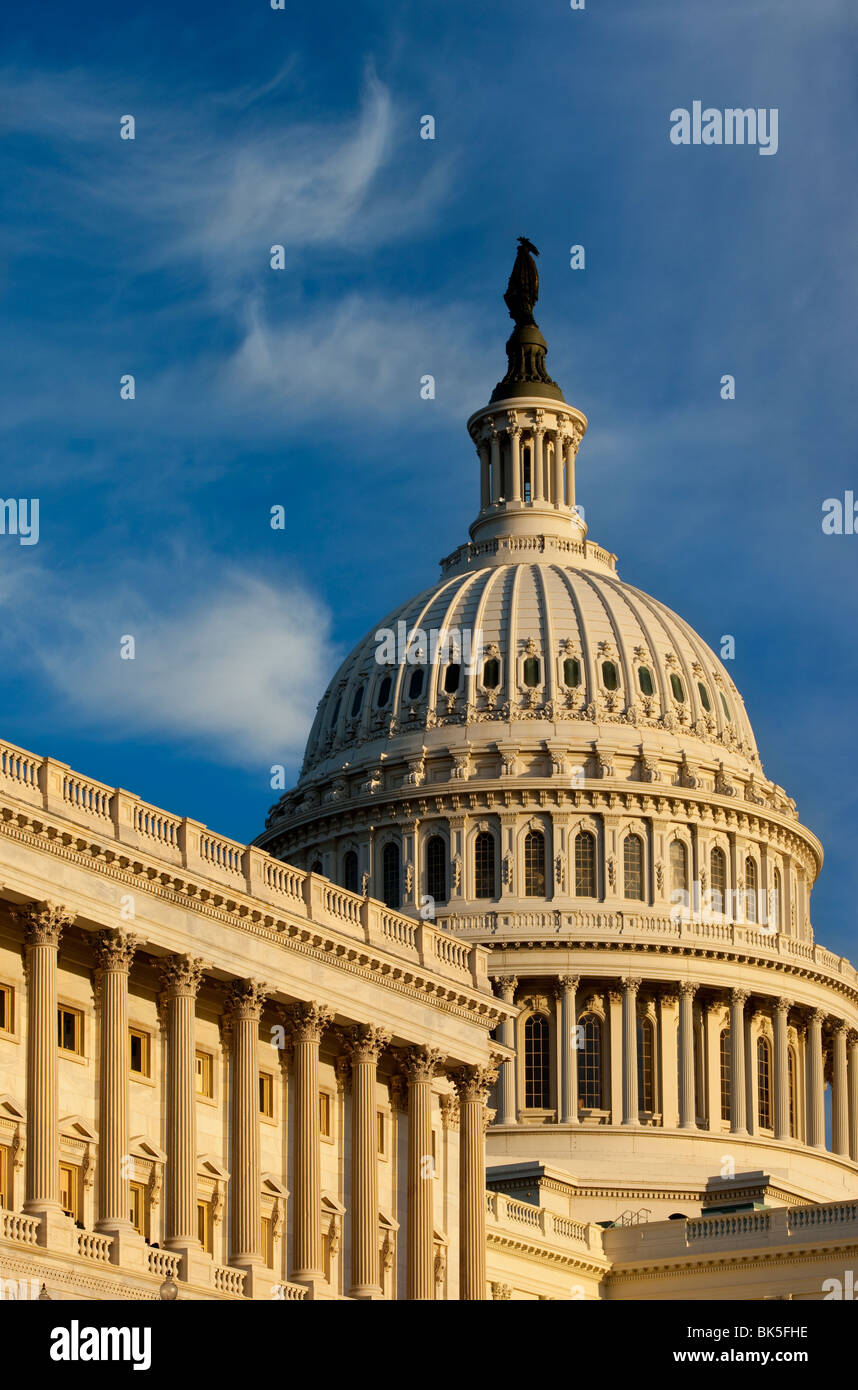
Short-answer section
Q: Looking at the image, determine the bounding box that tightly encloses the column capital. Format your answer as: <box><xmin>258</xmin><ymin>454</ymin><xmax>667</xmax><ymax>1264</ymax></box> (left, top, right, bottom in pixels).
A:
<box><xmin>558</xmin><ymin>975</ymin><xmax>580</xmax><ymax>992</ymax></box>
<box><xmin>775</xmin><ymin>996</ymin><xmax>793</xmax><ymax>1015</ymax></box>
<box><xmin>17</xmin><ymin>901</ymin><xmax>74</xmax><ymax>948</ymax></box>
<box><xmin>287</xmin><ymin>1000</ymin><xmax>333</xmax><ymax>1043</ymax></box>
<box><xmin>832</xmin><ymin>1020</ymin><xmax>849</xmax><ymax>1039</ymax></box>
<box><xmin>492</xmin><ymin>975</ymin><xmax>518</xmax><ymax>999</ymax></box>
<box><xmin>450</xmin><ymin>1063</ymin><xmax>499</xmax><ymax>1105</ymax></box>
<box><xmin>730</xmin><ymin>988</ymin><xmax>750</xmax><ymax>1006</ymax></box>
<box><xmin>678</xmin><ymin>981</ymin><xmax>697</xmax><ymax>999</ymax></box>
<box><xmin>94</xmin><ymin>929</ymin><xmax>138</xmax><ymax>974</ymax></box>
<box><xmin>621</xmin><ymin>976</ymin><xmax>642</xmax><ymax>994</ymax></box>
<box><xmin>341</xmin><ymin>1022</ymin><xmax>392</xmax><ymax>1064</ymax></box>
<box><xmin>809</xmin><ymin>1008</ymin><xmax>827</xmax><ymax>1028</ymax></box>
<box><xmin>225</xmin><ymin>978</ymin><xmax>268</xmax><ymax>1021</ymax></box>
<box><xmin>159</xmin><ymin>953</ymin><xmax>207</xmax><ymax>999</ymax></box>
<box><xmin>400</xmin><ymin>1045</ymin><xmax>445</xmax><ymax>1085</ymax></box>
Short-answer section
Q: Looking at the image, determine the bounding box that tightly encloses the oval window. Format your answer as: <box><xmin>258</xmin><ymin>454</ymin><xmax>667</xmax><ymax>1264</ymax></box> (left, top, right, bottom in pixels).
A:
<box><xmin>697</xmin><ymin>681</ymin><xmax>711</xmax><ymax>712</ymax></box>
<box><xmin>720</xmin><ymin>691</ymin><xmax>732</xmax><ymax>722</ymax></box>
<box><xmin>523</xmin><ymin>656</ymin><xmax>541</xmax><ymax>688</ymax></box>
<box><xmin>376</xmin><ymin>675</ymin><xmax>391</xmax><ymax>708</ymax></box>
<box><xmin>408</xmin><ymin>668</ymin><xmax>425</xmax><ymax>700</ymax></box>
<box><xmin>444</xmin><ymin>663</ymin><xmax>460</xmax><ymax>694</ymax></box>
<box><xmin>331</xmin><ymin>696</ymin><xmax>341</xmax><ymax>726</ymax></box>
<box><xmin>670</xmin><ymin>674</ymin><xmax>685</xmax><ymax>702</ymax></box>
<box><xmin>350</xmin><ymin>685</ymin><xmax>364</xmax><ymax>718</ymax></box>
<box><xmin>637</xmin><ymin>666</ymin><xmax>654</xmax><ymax>696</ymax></box>
<box><xmin>602</xmin><ymin>661</ymin><xmax>618</xmax><ymax>691</ymax></box>
<box><xmin>483</xmin><ymin>657</ymin><xmax>500</xmax><ymax>689</ymax></box>
<box><xmin>563</xmin><ymin>657</ymin><xmax>581</xmax><ymax>688</ymax></box>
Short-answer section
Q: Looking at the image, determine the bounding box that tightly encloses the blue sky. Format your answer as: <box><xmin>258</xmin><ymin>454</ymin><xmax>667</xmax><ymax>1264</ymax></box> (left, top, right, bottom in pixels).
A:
<box><xmin>1</xmin><ymin>0</ymin><xmax>857</xmax><ymax>957</ymax></box>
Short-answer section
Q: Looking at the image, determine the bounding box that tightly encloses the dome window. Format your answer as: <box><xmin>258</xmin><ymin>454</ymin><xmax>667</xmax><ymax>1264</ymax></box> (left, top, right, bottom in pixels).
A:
<box><xmin>719</xmin><ymin>691</ymin><xmax>732</xmax><ymax>722</ymax></box>
<box><xmin>343</xmin><ymin>850</ymin><xmax>359</xmax><ymax>894</ymax></box>
<box><xmin>697</xmin><ymin>681</ymin><xmax>711</xmax><ymax>712</ymax></box>
<box><xmin>563</xmin><ymin>657</ymin><xmax>582</xmax><ymax>688</ymax></box>
<box><xmin>376</xmin><ymin>675</ymin><xmax>392</xmax><ymax>708</ymax></box>
<box><xmin>524</xmin><ymin>830</ymin><xmax>546</xmax><ymax>897</ymax></box>
<box><xmin>601</xmin><ymin>660</ymin><xmax>619</xmax><ymax>691</ymax></box>
<box><xmin>350</xmin><ymin>685</ymin><xmax>364</xmax><ymax>718</ymax></box>
<box><xmin>483</xmin><ymin>657</ymin><xmax>500</xmax><ymax>689</ymax></box>
<box><xmin>637</xmin><ymin>666</ymin><xmax>654</xmax><ymax>697</ymax></box>
<box><xmin>669</xmin><ymin>673</ymin><xmax>685</xmax><ymax>702</ymax></box>
<box><xmin>474</xmin><ymin>831</ymin><xmax>496</xmax><ymax>899</ymax></box>
<box><xmin>443</xmin><ymin>663</ymin><xmax>461</xmax><ymax>694</ymax></box>
<box><xmin>330</xmin><ymin>696</ymin><xmax>341</xmax><ymax>727</ymax></box>
<box><xmin>382</xmin><ymin>842</ymin><xmax>400</xmax><ymax>910</ymax></box>
<box><xmin>407</xmin><ymin>668</ymin><xmax>425</xmax><ymax>700</ymax></box>
<box><xmin>523</xmin><ymin>656</ymin><xmax>541</xmax><ymax>688</ymax></box>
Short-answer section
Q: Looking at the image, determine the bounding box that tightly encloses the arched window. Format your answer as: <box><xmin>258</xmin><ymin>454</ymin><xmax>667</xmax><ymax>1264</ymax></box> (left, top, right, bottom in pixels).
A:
<box><xmin>757</xmin><ymin>1036</ymin><xmax>772</xmax><ymax>1128</ymax></box>
<box><xmin>624</xmin><ymin>834</ymin><xmax>644</xmax><ymax>901</ymax></box>
<box><xmin>772</xmin><ymin>868</ymin><xmax>782</xmax><ymax>932</ymax></box>
<box><xmin>483</xmin><ymin>657</ymin><xmax>500</xmax><ymax>689</ymax></box>
<box><xmin>720</xmin><ymin>1028</ymin><xmax>731</xmax><ymax>1122</ymax></box>
<box><xmin>745</xmin><ymin>856</ymin><xmax>758</xmax><ymax>923</ymax></box>
<box><xmin>710</xmin><ymin>847</ymin><xmax>727</xmax><ymax>916</ymax></box>
<box><xmin>601</xmin><ymin>660</ymin><xmax>619</xmax><ymax>691</ymax></box>
<box><xmin>425</xmin><ymin>836</ymin><xmax>447</xmax><ymax>903</ymax></box>
<box><xmin>350</xmin><ymin>684</ymin><xmax>364</xmax><ymax>718</ymax></box>
<box><xmin>407</xmin><ymin>668</ymin><xmax>425</xmax><ymax>701</ymax></box>
<box><xmin>637</xmin><ymin>1017</ymin><xmax>655</xmax><ymax>1113</ymax></box>
<box><xmin>563</xmin><ymin>657</ymin><xmax>582</xmax><ymax>688</ymax></box>
<box><xmin>577</xmin><ymin>1014</ymin><xmax>602</xmax><ymax>1109</ymax></box>
<box><xmin>524</xmin><ymin>1014</ymin><xmax>551</xmax><ymax>1108</ymax></box>
<box><xmin>376</xmin><ymin>675</ymin><xmax>392</xmax><ymax>708</ymax></box>
<box><xmin>787</xmin><ymin>1046</ymin><xmax>797</xmax><ymax>1137</ymax></box>
<box><xmin>310</xmin><ymin>859</ymin><xmax>323</xmax><ymax>875</ymax></box>
<box><xmin>637</xmin><ymin>666</ymin><xmax>654</xmax><ymax>697</ymax></box>
<box><xmin>670</xmin><ymin>839</ymin><xmax>688</xmax><ymax>895</ymax></box>
<box><xmin>670</xmin><ymin>673</ymin><xmax>685</xmax><ymax>702</ymax></box>
<box><xmin>523</xmin><ymin>656</ymin><xmax>540</xmax><ymax>688</ymax></box>
<box><xmin>524</xmin><ymin>830</ymin><xmax>546</xmax><ymax>897</ymax></box>
<box><xmin>443</xmin><ymin>663</ymin><xmax>460</xmax><ymax>694</ymax></box>
<box><xmin>382</xmin><ymin>842</ymin><xmax>400</xmax><ymax>910</ymax></box>
<box><xmin>343</xmin><ymin>850</ymin><xmax>359</xmax><ymax>894</ymax></box>
<box><xmin>474</xmin><ymin>832</ymin><xmax>495</xmax><ymax>900</ymax></box>
<box><xmin>575</xmin><ymin>831</ymin><xmax>596</xmax><ymax>898</ymax></box>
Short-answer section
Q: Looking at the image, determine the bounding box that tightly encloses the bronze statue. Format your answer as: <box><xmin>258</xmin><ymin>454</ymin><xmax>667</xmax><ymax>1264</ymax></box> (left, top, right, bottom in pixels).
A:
<box><xmin>503</xmin><ymin>236</ymin><xmax>540</xmax><ymax>326</ymax></box>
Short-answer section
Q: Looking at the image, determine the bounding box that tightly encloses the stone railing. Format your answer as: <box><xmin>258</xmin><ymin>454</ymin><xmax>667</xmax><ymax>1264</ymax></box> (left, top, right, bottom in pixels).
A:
<box><xmin>607</xmin><ymin>1199</ymin><xmax>858</xmax><ymax>1264</ymax></box>
<box><xmin>486</xmin><ymin>1190</ymin><xmax>600</xmax><ymax>1254</ymax></box>
<box><xmin>213</xmin><ymin>1265</ymin><xmax>247</xmax><ymax>1297</ymax></box>
<box><xmin>274</xmin><ymin>1280</ymin><xmax>309</xmax><ymax>1300</ymax></box>
<box><xmin>0</xmin><ymin>1210</ymin><xmax>40</xmax><ymax>1245</ymax></box>
<box><xmin>687</xmin><ymin>1212</ymin><xmax>772</xmax><ymax>1242</ymax></box>
<box><xmin>788</xmin><ymin>1200</ymin><xmax>858</xmax><ymax>1232</ymax></box>
<box><xmin>77</xmin><ymin>1230</ymin><xmax>113</xmax><ymax>1263</ymax></box>
<box><xmin>0</xmin><ymin>737</ymin><xmax>491</xmax><ymax>995</ymax></box>
<box><xmin>146</xmin><ymin>1247</ymin><xmax>182</xmax><ymax>1280</ymax></box>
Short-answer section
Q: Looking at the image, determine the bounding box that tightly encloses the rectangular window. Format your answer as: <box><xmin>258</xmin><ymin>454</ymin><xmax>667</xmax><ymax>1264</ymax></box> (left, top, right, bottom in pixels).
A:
<box><xmin>0</xmin><ymin>983</ymin><xmax>13</xmax><ymax>1034</ymax></box>
<box><xmin>59</xmin><ymin>1162</ymin><xmax>80</xmax><ymax>1221</ymax></box>
<box><xmin>129</xmin><ymin>1028</ymin><xmax>150</xmax><ymax>1077</ymax></box>
<box><xmin>195</xmin><ymin>1051</ymin><xmax>213</xmax><ymax>1098</ymax></box>
<box><xmin>0</xmin><ymin>1145</ymin><xmax>8</xmax><ymax>1209</ymax></box>
<box><xmin>377</xmin><ymin>1110</ymin><xmax>386</xmax><ymax>1157</ymax></box>
<box><xmin>319</xmin><ymin>1091</ymin><xmax>332</xmax><ymax>1137</ymax></box>
<box><xmin>197</xmin><ymin>1199</ymin><xmax>213</xmax><ymax>1253</ymax></box>
<box><xmin>129</xmin><ymin>1181</ymin><xmax>148</xmax><ymax>1238</ymax></box>
<box><xmin>261</xmin><ymin>1214</ymin><xmax>274</xmax><ymax>1268</ymax></box>
<box><xmin>259</xmin><ymin>1072</ymin><xmax>274</xmax><ymax>1117</ymax></box>
<box><xmin>57</xmin><ymin>1006</ymin><xmax>83</xmax><ymax>1055</ymax></box>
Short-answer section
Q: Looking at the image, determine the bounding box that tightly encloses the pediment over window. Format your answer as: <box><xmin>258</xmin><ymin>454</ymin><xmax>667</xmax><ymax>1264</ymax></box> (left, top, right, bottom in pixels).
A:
<box><xmin>197</xmin><ymin>1154</ymin><xmax>230</xmax><ymax>1182</ymax></box>
<box><xmin>0</xmin><ymin>1094</ymin><xmax>25</xmax><ymax>1123</ymax></box>
<box><xmin>129</xmin><ymin>1135</ymin><xmax>167</xmax><ymax>1164</ymax></box>
<box><xmin>59</xmin><ymin>1115</ymin><xmax>98</xmax><ymax>1143</ymax></box>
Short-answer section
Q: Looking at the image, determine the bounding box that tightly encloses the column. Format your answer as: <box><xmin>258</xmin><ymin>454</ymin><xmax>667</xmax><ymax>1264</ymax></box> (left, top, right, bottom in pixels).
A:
<box><xmin>21</xmin><ymin>903</ymin><xmax>72</xmax><ymax>1221</ymax></box>
<box><xmin>402</xmin><ymin>1046</ymin><xmax>443</xmax><ymax>1300</ymax></box>
<box><xmin>532</xmin><ymin>427</ymin><xmax>544</xmax><ymax>501</ymax></box>
<box><xmin>729</xmin><ymin>988</ymin><xmax>749</xmax><ymax>1136</ymax></box>
<box><xmin>160</xmin><ymin>955</ymin><xmax>206</xmax><ymax>1250</ymax></box>
<box><xmin>608</xmin><ymin>990</ymin><xmax>623</xmax><ymax>1124</ymax></box>
<box><xmin>559</xmin><ymin>976</ymin><xmax>579</xmax><ymax>1124</ymax></box>
<box><xmin>344</xmin><ymin>1024</ymin><xmax>391</xmax><ymax>1298</ymax></box>
<box><xmin>226</xmin><ymin>979</ymin><xmax>267</xmax><ymax>1267</ymax></box>
<box><xmin>490</xmin><ymin>431</ymin><xmax>501</xmax><ymax>503</ymax></box>
<box><xmin>848</xmin><ymin>1031</ymin><xmax>858</xmax><ymax>1163</ymax></box>
<box><xmin>832</xmin><ymin>1023</ymin><xmax>849</xmax><ymax>1157</ymax></box>
<box><xmin>659</xmin><ymin>992</ymin><xmax>679</xmax><ymax>1128</ymax></box>
<box><xmin>452</xmin><ymin>1064</ymin><xmax>497</xmax><ymax>1301</ymax></box>
<box><xmin>494</xmin><ymin>977</ymin><xmax>518</xmax><ymax>1126</ymax></box>
<box><xmin>678</xmin><ymin>983</ymin><xmax>697</xmax><ymax>1129</ymax></box>
<box><xmin>289</xmin><ymin>1001</ymin><xmax>333</xmax><ymax>1281</ymax></box>
<box><xmin>94</xmin><ymin>929</ymin><xmax>137</xmax><ymax>1234</ymax></box>
<box><xmin>703</xmin><ymin>1000</ymin><xmax>723</xmax><ymax>1134</ymax></box>
<box><xmin>806</xmin><ymin>1009</ymin><xmax>826</xmax><ymax>1149</ymax></box>
<box><xmin>621</xmin><ymin>978</ymin><xmax>641</xmax><ymax>1125</ymax></box>
<box><xmin>553</xmin><ymin>432</ymin><xmax>565</xmax><ymax>508</ymax></box>
<box><xmin>773</xmin><ymin>997</ymin><xmax>791</xmax><ymax>1141</ymax></box>
<box><xmin>478</xmin><ymin>440</ymin><xmax>490</xmax><ymax>510</ymax></box>
<box><xmin>508</xmin><ymin>427</ymin><xmax>521</xmax><ymax>502</ymax></box>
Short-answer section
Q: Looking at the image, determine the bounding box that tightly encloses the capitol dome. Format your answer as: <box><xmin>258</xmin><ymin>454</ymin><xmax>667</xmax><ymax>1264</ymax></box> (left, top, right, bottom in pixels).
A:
<box><xmin>257</xmin><ymin>241</ymin><xmax>857</xmax><ymax>1222</ymax></box>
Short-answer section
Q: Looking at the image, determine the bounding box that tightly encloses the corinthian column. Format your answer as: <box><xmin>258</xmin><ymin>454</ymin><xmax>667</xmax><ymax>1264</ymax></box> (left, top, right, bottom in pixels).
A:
<box><xmin>553</xmin><ymin>432</ymin><xmax>565</xmax><ymax>508</ymax></box>
<box><xmin>94</xmin><ymin>930</ymin><xmax>137</xmax><ymax>1234</ymax></box>
<box><xmin>160</xmin><ymin>955</ymin><xmax>206</xmax><ymax>1251</ymax></box>
<box><xmin>806</xmin><ymin>1009</ymin><xmax>826</xmax><ymax>1149</ymax></box>
<box><xmin>507</xmin><ymin>427</ymin><xmax>521</xmax><ymax>502</ymax></box>
<box><xmin>452</xmin><ymin>1064</ymin><xmax>497</xmax><ymax>1301</ymax></box>
<box><xmin>729</xmin><ymin>989</ymin><xmax>749</xmax><ymax>1136</ymax></box>
<box><xmin>289</xmin><ymin>1001</ymin><xmax>332</xmax><ymax>1282</ymax></box>
<box><xmin>773</xmin><ymin>997</ymin><xmax>791</xmax><ymax>1141</ymax></box>
<box><xmin>494</xmin><ymin>977</ymin><xmax>518</xmax><ymax>1126</ymax></box>
<box><xmin>532</xmin><ymin>425</ymin><xmax>545</xmax><ymax>501</ymax></box>
<box><xmin>832</xmin><ymin>1023</ymin><xmax>849</xmax><ymax>1157</ymax></box>
<box><xmin>20</xmin><ymin>903</ymin><xmax>74</xmax><ymax>1223</ymax></box>
<box><xmin>559</xmin><ymin>976</ymin><xmax>579</xmax><ymax>1124</ymax></box>
<box><xmin>402</xmin><ymin>1046</ymin><xmax>443</xmax><ymax>1300</ymax></box>
<box><xmin>848</xmin><ymin>1031</ymin><xmax>858</xmax><ymax>1163</ymax></box>
<box><xmin>678</xmin><ymin>983</ymin><xmax>697</xmax><ymax>1129</ymax></box>
<box><xmin>225</xmin><ymin>979</ymin><xmax>267</xmax><ymax>1267</ymax></box>
<box><xmin>343</xmin><ymin>1024</ymin><xmax>391</xmax><ymax>1299</ymax></box>
<box><xmin>621</xmin><ymin>978</ymin><xmax>641</xmax><ymax>1125</ymax></box>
